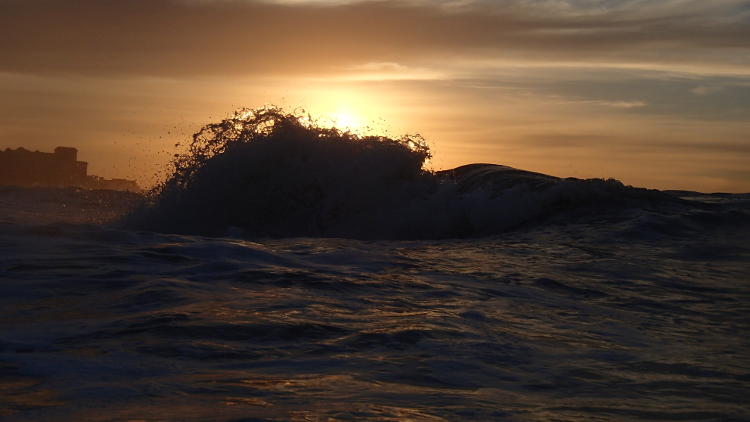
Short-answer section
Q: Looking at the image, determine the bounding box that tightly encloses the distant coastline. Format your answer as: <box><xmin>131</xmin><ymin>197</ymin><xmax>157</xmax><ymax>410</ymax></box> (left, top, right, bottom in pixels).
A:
<box><xmin>0</xmin><ymin>146</ymin><xmax>140</xmax><ymax>192</ymax></box>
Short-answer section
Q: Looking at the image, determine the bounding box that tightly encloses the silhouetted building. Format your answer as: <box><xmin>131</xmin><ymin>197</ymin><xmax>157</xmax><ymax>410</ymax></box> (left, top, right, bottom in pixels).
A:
<box><xmin>0</xmin><ymin>146</ymin><xmax>88</xmax><ymax>187</ymax></box>
<box><xmin>0</xmin><ymin>146</ymin><xmax>140</xmax><ymax>192</ymax></box>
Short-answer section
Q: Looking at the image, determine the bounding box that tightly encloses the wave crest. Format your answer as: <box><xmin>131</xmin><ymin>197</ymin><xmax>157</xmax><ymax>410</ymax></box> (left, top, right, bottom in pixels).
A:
<box><xmin>125</xmin><ymin>107</ymin><xmax>684</xmax><ymax>239</ymax></box>
<box><xmin>127</xmin><ymin>107</ymin><xmax>435</xmax><ymax>237</ymax></box>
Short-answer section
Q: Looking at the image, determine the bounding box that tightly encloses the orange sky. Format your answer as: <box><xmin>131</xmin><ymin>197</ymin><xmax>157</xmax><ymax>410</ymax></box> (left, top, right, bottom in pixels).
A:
<box><xmin>1</xmin><ymin>0</ymin><xmax>749</xmax><ymax>192</ymax></box>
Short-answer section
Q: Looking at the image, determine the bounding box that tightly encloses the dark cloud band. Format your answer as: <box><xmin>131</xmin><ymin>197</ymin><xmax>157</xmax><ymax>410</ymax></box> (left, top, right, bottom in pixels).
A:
<box><xmin>1</xmin><ymin>0</ymin><xmax>747</xmax><ymax>76</ymax></box>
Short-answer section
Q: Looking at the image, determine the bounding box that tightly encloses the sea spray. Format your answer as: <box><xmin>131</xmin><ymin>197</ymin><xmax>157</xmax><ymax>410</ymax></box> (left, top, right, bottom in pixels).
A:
<box><xmin>125</xmin><ymin>107</ymin><xmax>434</xmax><ymax>237</ymax></box>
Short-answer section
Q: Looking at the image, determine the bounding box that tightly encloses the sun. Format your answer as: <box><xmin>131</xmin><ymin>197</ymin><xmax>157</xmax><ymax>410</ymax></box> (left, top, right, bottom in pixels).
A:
<box><xmin>298</xmin><ymin>88</ymin><xmax>374</xmax><ymax>133</ymax></box>
<box><xmin>327</xmin><ymin>109</ymin><xmax>363</xmax><ymax>131</ymax></box>
<box><xmin>290</xmin><ymin>85</ymin><xmax>397</xmax><ymax>135</ymax></box>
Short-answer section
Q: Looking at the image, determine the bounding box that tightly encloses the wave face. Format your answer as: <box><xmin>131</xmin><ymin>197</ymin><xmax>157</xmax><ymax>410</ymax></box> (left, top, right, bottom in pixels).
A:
<box><xmin>125</xmin><ymin>108</ymin><xmax>731</xmax><ymax>239</ymax></box>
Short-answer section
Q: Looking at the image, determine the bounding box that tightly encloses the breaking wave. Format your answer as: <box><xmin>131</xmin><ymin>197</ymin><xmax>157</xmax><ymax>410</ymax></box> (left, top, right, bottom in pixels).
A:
<box><xmin>124</xmin><ymin>107</ymin><xmax>709</xmax><ymax>239</ymax></box>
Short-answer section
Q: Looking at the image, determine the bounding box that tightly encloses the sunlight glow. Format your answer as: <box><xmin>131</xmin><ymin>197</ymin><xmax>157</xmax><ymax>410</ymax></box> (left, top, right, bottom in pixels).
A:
<box><xmin>297</xmin><ymin>86</ymin><xmax>391</xmax><ymax>135</ymax></box>
<box><xmin>326</xmin><ymin>109</ymin><xmax>363</xmax><ymax>131</ymax></box>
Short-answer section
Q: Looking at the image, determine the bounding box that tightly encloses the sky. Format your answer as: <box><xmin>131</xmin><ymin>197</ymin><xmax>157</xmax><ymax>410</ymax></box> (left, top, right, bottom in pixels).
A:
<box><xmin>1</xmin><ymin>0</ymin><xmax>749</xmax><ymax>192</ymax></box>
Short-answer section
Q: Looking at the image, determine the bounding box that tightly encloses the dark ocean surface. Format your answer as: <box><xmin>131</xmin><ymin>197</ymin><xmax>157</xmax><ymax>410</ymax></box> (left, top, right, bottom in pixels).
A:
<box><xmin>1</xmin><ymin>182</ymin><xmax>749</xmax><ymax>421</ymax></box>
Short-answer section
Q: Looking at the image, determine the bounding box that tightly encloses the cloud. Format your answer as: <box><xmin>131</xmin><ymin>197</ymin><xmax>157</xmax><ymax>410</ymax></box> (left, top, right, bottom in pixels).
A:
<box><xmin>583</xmin><ymin>100</ymin><xmax>648</xmax><ymax>109</ymax></box>
<box><xmin>457</xmin><ymin>67</ymin><xmax>750</xmax><ymax>120</ymax></box>
<box><xmin>691</xmin><ymin>85</ymin><xmax>724</xmax><ymax>95</ymax></box>
<box><xmin>0</xmin><ymin>0</ymin><xmax>748</xmax><ymax>77</ymax></box>
<box><xmin>341</xmin><ymin>62</ymin><xmax>445</xmax><ymax>81</ymax></box>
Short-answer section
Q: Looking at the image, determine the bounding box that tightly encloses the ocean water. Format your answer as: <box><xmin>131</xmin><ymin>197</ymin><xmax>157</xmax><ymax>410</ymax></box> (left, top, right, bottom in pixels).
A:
<box><xmin>2</xmin><ymin>111</ymin><xmax>750</xmax><ymax>421</ymax></box>
<box><xmin>1</xmin><ymin>185</ymin><xmax>749</xmax><ymax>421</ymax></box>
